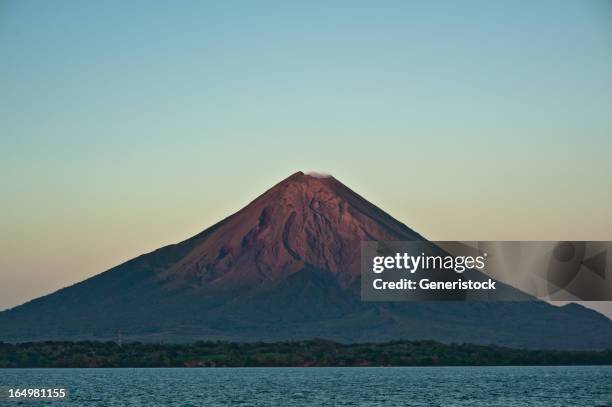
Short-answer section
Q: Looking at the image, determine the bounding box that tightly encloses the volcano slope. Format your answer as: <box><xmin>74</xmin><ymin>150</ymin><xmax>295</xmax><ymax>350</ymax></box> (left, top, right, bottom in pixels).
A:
<box><xmin>1</xmin><ymin>172</ymin><xmax>610</xmax><ymax>349</ymax></box>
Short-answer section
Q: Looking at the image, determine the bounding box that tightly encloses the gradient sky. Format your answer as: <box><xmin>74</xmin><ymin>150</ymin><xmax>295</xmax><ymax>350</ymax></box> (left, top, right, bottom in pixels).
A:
<box><xmin>1</xmin><ymin>1</ymin><xmax>611</xmax><ymax>315</ymax></box>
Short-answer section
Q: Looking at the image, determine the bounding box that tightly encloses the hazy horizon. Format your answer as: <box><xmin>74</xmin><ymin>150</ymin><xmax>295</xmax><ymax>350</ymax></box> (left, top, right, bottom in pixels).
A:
<box><xmin>1</xmin><ymin>1</ymin><xmax>611</xmax><ymax>316</ymax></box>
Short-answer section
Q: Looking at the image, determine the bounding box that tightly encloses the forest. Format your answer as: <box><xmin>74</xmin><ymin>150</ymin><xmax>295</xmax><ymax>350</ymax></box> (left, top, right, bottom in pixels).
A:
<box><xmin>1</xmin><ymin>339</ymin><xmax>610</xmax><ymax>368</ymax></box>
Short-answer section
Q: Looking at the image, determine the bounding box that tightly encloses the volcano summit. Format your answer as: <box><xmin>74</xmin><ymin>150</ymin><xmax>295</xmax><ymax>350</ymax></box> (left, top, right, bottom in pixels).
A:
<box><xmin>1</xmin><ymin>172</ymin><xmax>610</xmax><ymax>349</ymax></box>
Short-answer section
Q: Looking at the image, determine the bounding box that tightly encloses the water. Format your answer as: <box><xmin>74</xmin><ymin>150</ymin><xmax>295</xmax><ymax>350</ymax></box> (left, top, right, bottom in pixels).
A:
<box><xmin>0</xmin><ymin>366</ymin><xmax>610</xmax><ymax>406</ymax></box>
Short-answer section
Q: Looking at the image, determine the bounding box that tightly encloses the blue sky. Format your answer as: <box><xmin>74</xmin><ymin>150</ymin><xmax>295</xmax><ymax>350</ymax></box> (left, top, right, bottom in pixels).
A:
<box><xmin>1</xmin><ymin>1</ymin><xmax>611</xmax><ymax>311</ymax></box>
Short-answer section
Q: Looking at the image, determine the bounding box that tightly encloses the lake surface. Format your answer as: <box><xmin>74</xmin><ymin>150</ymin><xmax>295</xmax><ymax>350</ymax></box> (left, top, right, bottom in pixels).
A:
<box><xmin>0</xmin><ymin>366</ymin><xmax>610</xmax><ymax>406</ymax></box>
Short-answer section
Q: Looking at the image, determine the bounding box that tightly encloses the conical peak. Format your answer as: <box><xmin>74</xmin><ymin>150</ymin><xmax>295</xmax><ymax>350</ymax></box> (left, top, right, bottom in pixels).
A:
<box><xmin>254</xmin><ymin>172</ymin><xmax>421</xmax><ymax>242</ymax></box>
<box><xmin>165</xmin><ymin>171</ymin><xmax>422</xmax><ymax>288</ymax></box>
<box><xmin>305</xmin><ymin>171</ymin><xmax>333</xmax><ymax>179</ymax></box>
<box><xmin>270</xmin><ymin>172</ymin><xmax>350</xmax><ymax>210</ymax></box>
<box><xmin>268</xmin><ymin>171</ymin><xmax>336</xmax><ymax>197</ymax></box>
<box><xmin>278</xmin><ymin>171</ymin><xmax>335</xmax><ymax>185</ymax></box>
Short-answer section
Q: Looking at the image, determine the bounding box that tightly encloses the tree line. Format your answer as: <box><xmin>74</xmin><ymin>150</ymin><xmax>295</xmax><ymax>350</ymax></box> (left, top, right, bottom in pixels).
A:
<box><xmin>1</xmin><ymin>339</ymin><xmax>610</xmax><ymax>368</ymax></box>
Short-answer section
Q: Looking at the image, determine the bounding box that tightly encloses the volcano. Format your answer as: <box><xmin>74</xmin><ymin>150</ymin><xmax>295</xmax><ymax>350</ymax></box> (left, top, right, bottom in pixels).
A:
<box><xmin>1</xmin><ymin>172</ymin><xmax>610</xmax><ymax>349</ymax></box>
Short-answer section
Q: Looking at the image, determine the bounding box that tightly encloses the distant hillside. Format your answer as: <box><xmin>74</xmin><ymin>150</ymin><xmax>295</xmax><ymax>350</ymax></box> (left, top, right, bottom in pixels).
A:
<box><xmin>1</xmin><ymin>172</ymin><xmax>611</xmax><ymax>349</ymax></box>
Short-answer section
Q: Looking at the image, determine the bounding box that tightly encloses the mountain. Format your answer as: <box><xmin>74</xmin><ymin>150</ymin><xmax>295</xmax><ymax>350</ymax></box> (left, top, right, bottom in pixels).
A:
<box><xmin>1</xmin><ymin>172</ymin><xmax>610</xmax><ymax>349</ymax></box>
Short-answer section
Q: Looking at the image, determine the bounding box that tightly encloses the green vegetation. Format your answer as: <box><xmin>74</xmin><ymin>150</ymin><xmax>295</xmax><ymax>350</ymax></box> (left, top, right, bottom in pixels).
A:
<box><xmin>0</xmin><ymin>340</ymin><xmax>610</xmax><ymax>368</ymax></box>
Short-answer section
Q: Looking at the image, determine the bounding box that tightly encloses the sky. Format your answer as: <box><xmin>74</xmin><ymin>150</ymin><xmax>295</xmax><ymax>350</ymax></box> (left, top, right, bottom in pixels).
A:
<box><xmin>1</xmin><ymin>1</ymin><xmax>611</xmax><ymax>315</ymax></box>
